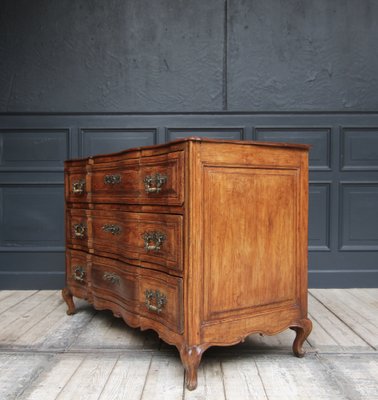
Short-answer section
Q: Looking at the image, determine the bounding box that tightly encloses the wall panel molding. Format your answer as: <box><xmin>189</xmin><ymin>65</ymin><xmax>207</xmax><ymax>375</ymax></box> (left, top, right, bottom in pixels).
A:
<box><xmin>79</xmin><ymin>128</ymin><xmax>158</xmax><ymax>157</ymax></box>
<box><xmin>339</xmin><ymin>182</ymin><xmax>378</xmax><ymax>251</ymax></box>
<box><xmin>255</xmin><ymin>127</ymin><xmax>331</xmax><ymax>170</ymax></box>
<box><xmin>1</xmin><ymin>112</ymin><xmax>378</xmax><ymax>288</ymax></box>
<box><xmin>165</xmin><ymin>127</ymin><xmax>245</xmax><ymax>142</ymax></box>
<box><xmin>0</xmin><ymin>128</ymin><xmax>70</xmax><ymax>171</ymax></box>
<box><xmin>340</xmin><ymin>127</ymin><xmax>378</xmax><ymax>171</ymax></box>
<box><xmin>309</xmin><ymin>182</ymin><xmax>331</xmax><ymax>251</ymax></box>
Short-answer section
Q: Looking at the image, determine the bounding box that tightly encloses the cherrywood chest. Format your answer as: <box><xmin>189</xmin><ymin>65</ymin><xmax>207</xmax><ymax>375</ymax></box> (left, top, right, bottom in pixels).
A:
<box><xmin>63</xmin><ymin>137</ymin><xmax>312</xmax><ymax>390</ymax></box>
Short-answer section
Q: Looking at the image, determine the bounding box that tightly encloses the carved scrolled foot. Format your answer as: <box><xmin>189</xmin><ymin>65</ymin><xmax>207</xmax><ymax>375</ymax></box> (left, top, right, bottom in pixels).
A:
<box><xmin>290</xmin><ymin>318</ymin><xmax>312</xmax><ymax>357</ymax></box>
<box><xmin>179</xmin><ymin>345</ymin><xmax>205</xmax><ymax>391</ymax></box>
<box><xmin>62</xmin><ymin>287</ymin><xmax>76</xmax><ymax>315</ymax></box>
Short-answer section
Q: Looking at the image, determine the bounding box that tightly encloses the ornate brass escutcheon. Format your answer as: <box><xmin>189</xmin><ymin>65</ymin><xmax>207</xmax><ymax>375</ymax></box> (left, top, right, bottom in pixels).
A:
<box><xmin>145</xmin><ymin>289</ymin><xmax>167</xmax><ymax>314</ymax></box>
<box><xmin>103</xmin><ymin>271</ymin><xmax>120</xmax><ymax>285</ymax></box>
<box><xmin>143</xmin><ymin>173</ymin><xmax>168</xmax><ymax>193</ymax></box>
<box><xmin>72</xmin><ymin>179</ymin><xmax>85</xmax><ymax>194</ymax></box>
<box><xmin>104</xmin><ymin>174</ymin><xmax>121</xmax><ymax>185</ymax></box>
<box><xmin>142</xmin><ymin>231</ymin><xmax>166</xmax><ymax>252</ymax></box>
<box><xmin>73</xmin><ymin>223</ymin><xmax>86</xmax><ymax>239</ymax></box>
<box><xmin>102</xmin><ymin>224</ymin><xmax>121</xmax><ymax>235</ymax></box>
<box><xmin>72</xmin><ymin>266</ymin><xmax>85</xmax><ymax>283</ymax></box>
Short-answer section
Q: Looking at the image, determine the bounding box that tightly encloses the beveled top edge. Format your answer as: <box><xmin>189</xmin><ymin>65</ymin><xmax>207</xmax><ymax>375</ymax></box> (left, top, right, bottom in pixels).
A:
<box><xmin>65</xmin><ymin>136</ymin><xmax>310</xmax><ymax>164</ymax></box>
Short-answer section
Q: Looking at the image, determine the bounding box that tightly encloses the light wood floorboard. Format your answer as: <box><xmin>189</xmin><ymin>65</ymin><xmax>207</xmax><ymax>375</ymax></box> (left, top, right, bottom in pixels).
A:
<box><xmin>0</xmin><ymin>289</ymin><xmax>376</xmax><ymax>400</ymax></box>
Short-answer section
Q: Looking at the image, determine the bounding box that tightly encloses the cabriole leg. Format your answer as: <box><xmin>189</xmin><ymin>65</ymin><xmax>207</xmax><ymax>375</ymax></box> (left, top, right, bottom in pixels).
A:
<box><xmin>62</xmin><ymin>287</ymin><xmax>76</xmax><ymax>315</ymax></box>
<box><xmin>179</xmin><ymin>345</ymin><xmax>205</xmax><ymax>391</ymax></box>
<box><xmin>290</xmin><ymin>318</ymin><xmax>313</xmax><ymax>357</ymax></box>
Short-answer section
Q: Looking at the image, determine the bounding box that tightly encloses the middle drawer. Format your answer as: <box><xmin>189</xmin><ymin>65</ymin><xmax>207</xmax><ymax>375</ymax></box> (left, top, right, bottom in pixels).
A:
<box><xmin>67</xmin><ymin>208</ymin><xmax>183</xmax><ymax>273</ymax></box>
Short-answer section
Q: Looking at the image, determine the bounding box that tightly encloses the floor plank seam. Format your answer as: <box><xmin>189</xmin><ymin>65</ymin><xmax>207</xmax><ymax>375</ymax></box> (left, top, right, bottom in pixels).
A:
<box><xmin>0</xmin><ymin>291</ymin><xmax>39</xmax><ymax>317</ymax></box>
<box><xmin>254</xmin><ymin>359</ymin><xmax>269</xmax><ymax>400</ymax></box>
<box><xmin>219</xmin><ymin>359</ymin><xmax>228</xmax><ymax>399</ymax></box>
<box><xmin>96</xmin><ymin>353</ymin><xmax>120</xmax><ymax>399</ymax></box>
<box><xmin>309</xmin><ymin>291</ymin><xmax>377</xmax><ymax>351</ymax></box>
<box><xmin>14</xmin><ymin>352</ymin><xmax>60</xmax><ymax>400</ymax></box>
<box><xmin>9</xmin><ymin>297</ymin><xmax>64</xmax><ymax>345</ymax></box>
<box><xmin>314</xmin><ymin>352</ymin><xmax>372</xmax><ymax>400</ymax></box>
<box><xmin>0</xmin><ymin>347</ymin><xmax>376</xmax><ymax>357</ymax></box>
<box><xmin>139</xmin><ymin>354</ymin><xmax>153</xmax><ymax>400</ymax></box>
<box><xmin>63</xmin><ymin>309</ymin><xmax>99</xmax><ymax>353</ymax></box>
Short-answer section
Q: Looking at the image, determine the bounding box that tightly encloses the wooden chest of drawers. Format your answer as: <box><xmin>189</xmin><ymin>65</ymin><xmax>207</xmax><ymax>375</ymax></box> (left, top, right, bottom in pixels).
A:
<box><xmin>63</xmin><ymin>137</ymin><xmax>312</xmax><ymax>390</ymax></box>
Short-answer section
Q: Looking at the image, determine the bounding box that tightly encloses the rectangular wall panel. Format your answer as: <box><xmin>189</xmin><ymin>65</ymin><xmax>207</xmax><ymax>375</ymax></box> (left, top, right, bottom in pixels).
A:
<box><xmin>166</xmin><ymin>128</ymin><xmax>244</xmax><ymax>142</ymax></box>
<box><xmin>0</xmin><ymin>129</ymin><xmax>69</xmax><ymax>170</ymax></box>
<box><xmin>0</xmin><ymin>113</ymin><xmax>378</xmax><ymax>288</ymax></box>
<box><xmin>80</xmin><ymin>129</ymin><xmax>157</xmax><ymax>157</ymax></box>
<box><xmin>339</xmin><ymin>183</ymin><xmax>378</xmax><ymax>251</ymax></box>
<box><xmin>309</xmin><ymin>183</ymin><xmax>330</xmax><ymax>251</ymax></box>
<box><xmin>255</xmin><ymin>128</ymin><xmax>331</xmax><ymax>170</ymax></box>
<box><xmin>341</xmin><ymin>128</ymin><xmax>378</xmax><ymax>170</ymax></box>
<box><xmin>0</xmin><ymin>184</ymin><xmax>64</xmax><ymax>249</ymax></box>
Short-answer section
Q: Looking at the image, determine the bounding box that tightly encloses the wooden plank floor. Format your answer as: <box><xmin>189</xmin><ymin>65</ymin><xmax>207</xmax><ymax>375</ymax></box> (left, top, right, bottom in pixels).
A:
<box><xmin>0</xmin><ymin>289</ymin><xmax>377</xmax><ymax>399</ymax></box>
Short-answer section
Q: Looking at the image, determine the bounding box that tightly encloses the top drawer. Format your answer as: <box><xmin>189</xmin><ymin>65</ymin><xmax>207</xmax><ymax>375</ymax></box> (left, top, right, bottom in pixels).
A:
<box><xmin>65</xmin><ymin>162</ymin><xmax>88</xmax><ymax>203</ymax></box>
<box><xmin>91</xmin><ymin>151</ymin><xmax>184</xmax><ymax>206</ymax></box>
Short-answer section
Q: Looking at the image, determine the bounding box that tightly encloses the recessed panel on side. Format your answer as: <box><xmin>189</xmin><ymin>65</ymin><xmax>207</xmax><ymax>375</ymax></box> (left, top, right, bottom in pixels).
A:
<box><xmin>202</xmin><ymin>166</ymin><xmax>298</xmax><ymax>323</ymax></box>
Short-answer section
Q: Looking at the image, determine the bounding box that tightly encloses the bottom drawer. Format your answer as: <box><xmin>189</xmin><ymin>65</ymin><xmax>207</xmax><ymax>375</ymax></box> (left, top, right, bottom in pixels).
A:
<box><xmin>89</xmin><ymin>254</ymin><xmax>183</xmax><ymax>334</ymax></box>
<box><xmin>139</xmin><ymin>269</ymin><xmax>183</xmax><ymax>334</ymax></box>
<box><xmin>66</xmin><ymin>249</ymin><xmax>89</xmax><ymax>297</ymax></box>
<box><xmin>91</xmin><ymin>257</ymin><xmax>139</xmax><ymax>313</ymax></box>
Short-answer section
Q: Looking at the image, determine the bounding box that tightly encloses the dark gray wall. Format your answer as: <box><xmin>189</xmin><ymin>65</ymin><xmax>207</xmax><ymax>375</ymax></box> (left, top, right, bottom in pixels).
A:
<box><xmin>1</xmin><ymin>0</ymin><xmax>378</xmax><ymax>112</ymax></box>
<box><xmin>0</xmin><ymin>1</ymin><xmax>377</xmax><ymax>289</ymax></box>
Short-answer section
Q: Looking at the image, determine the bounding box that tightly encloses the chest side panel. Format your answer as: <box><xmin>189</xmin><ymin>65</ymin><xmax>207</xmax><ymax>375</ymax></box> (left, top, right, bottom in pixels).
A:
<box><xmin>194</xmin><ymin>142</ymin><xmax>308</xmax><ymax>328</ymax></box>
<box><xmin>203</xmin><ymin>166</ymin><xmax>299</xmax><ymax>322</ymax></box>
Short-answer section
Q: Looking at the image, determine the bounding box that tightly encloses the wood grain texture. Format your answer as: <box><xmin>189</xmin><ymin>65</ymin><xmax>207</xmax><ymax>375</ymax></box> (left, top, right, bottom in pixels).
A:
<box><xmin>308</xmin><ymin>293</ymin><xmax>371</xmax><ymax>351</ymax></box>
<box><xmin>0</xmin><ymin>352</ymin><xmax>53</xmax><ymax>400</ymax></box>
<box><xmin>63</xmin><ymin>138</ymin><xmax>311</xmax><ymax>390</ymax></box>
<box><xmin>0</xmin><ymin>289</ymin><xmax>377</xmax><ymax>399</ymax></box>
<box><xmin>99</xmin><ymin>355</ymin><xmax>152</xmax><ymax>400</ymax></box>
<box><xmin>140</xmin><ymin>356</ymin><xmax>184</xmax><ymax>400</ymax></box>
<box><xmin>311</xmin><ymin>289</ymin><xmax>378</xmax><ymax>349</ymax></box>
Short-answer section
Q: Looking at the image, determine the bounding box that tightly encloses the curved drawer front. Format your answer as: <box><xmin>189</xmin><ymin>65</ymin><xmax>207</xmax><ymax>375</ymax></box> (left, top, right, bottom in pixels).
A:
<box><xmin>139</xmin><ymin>268</ymin><xmax>183</xmax><ymax>334</ymax></box>
<box><xmin>91</xmin><ymin>257</ymin><xmax>139</xmax><ymax>313</ymax></box>
<box><xmin>65</xmin><ymin>163</ymin><xmax>88</xmax><ymax>203</ymax></box>
<box><xmin>91</xmin><ymin>210</ymin><xmax>183</xmax><ymax>272</ymax></box>
<box><xmin>91</xmin><ymin>151</ymin><xmax>184</xmax><ymax>205</ymax></box>
<box><xmin>66</xmin><ymin>208</ymin><xmax>89</xmax><ymax>251</ymax></box>
<box><xmin>66</xmin><ymin>249</ymin><xmax>89</xmax><ymax>297</ymax></box>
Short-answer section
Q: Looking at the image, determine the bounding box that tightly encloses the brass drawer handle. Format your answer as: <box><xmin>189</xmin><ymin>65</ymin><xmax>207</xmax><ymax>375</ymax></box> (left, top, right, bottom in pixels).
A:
<box><xmin>102</xmin><ymin>224</ymin><xmax>121</xmax><ymax>235</ymax></box>
<box><xmin>144</xmin><ymin>173</ymin><xmax>167</xmax><ymax>193</ymax></box>
<box><xmin>72</xmin><ymin>266</ymin><xmax>85</xmax><ymax>283</ymax></box>
<box><xmin>104</xmin><ymin>174</ymin><xmax>121</xmax><ymax>185</ymax></box>
<box><xmin>72</xmin><ymin>179</ymin><xmax>85</xmax><ymax>194</ymax></box>
<box><xmin>142</xmin><ymin>231</ymin><xmax>166</xmax><ymax>252</ymax></box>
<box><xmin>73</xmin><ymin>223</ymin><xmax>86</xmax><ymax>239</ymax></box>
<box><xmin>103</xmin><ymin>272</ymin><xmax>120</xmax><ymax>285</ymax></box>
<box><xmin>145</xmin><ymin>289</ymin><xmax>167</xmax><ymax>314</ymax></box>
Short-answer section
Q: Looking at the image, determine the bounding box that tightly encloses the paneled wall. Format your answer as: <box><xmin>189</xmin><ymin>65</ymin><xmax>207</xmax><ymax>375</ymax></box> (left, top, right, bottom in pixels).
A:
<box><xmin>0</xmin><ymin>1</ymin><xmax>377</xmax><ymax>287</ymax></box>
<box><xmin>0</xmin><ymin>113</ymin><xmax>377</xmax><ymax>288</ymax></box>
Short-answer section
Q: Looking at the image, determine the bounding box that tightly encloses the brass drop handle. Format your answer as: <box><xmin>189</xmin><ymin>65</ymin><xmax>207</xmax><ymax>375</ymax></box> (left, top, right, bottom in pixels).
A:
<box><xmin>102</xmin><ymin>224</ymin><xmax>121</xmax><ymax>235</ymax></box>
<box><xmin>73</xmin><ymin>223</ymin><xmax>86</xmax><ymax>239</ymax></box>
<box><xmin>104</xmin><ymin>174</ymin><xmax>121</xmax><ymax>185</ymax></box>
<box><xmin>72</xmin><ymin>179</ymin><xmax>85</xmax><ymax>194</ymax></box>
<box><xmin>72</xmin><ymin>266</ymin><xmax>85</xmax><ymax>283</ymax></box>
<box><xmin>145</xmin><ymin>289</ymin><xmax>167</xmax><ymax>314</ymax></box>
<box><xmin>144</xmin><ymin>173</ymin><xmax>167</xmax><ymax>193</ymax></box>
<box><xmin>103</xmin><ymin>272</ymin><xmax>120</xmax><ymax>285</ymax></box>
<box><xmin>142</xmin><ymin>231</ymin><xmax>166</xmax><ymax>252</ymax></box>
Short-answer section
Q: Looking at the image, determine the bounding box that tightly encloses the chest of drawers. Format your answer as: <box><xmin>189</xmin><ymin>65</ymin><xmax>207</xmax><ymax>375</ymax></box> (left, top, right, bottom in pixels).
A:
<box><xmin>62</xmin><ymin>137</ymin><xmax>312</xmax><ymax>390</ymax></box>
